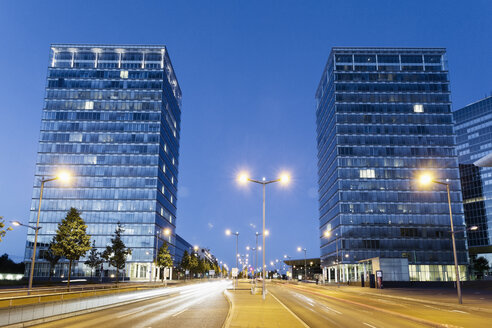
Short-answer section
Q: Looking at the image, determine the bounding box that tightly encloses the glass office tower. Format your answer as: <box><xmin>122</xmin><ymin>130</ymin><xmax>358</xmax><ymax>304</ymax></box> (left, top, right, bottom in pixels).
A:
<box><xmin>454</xmin><ymin>96</ymin><xmax>492</xmax><ymax>262</ymax></box>
<box><xmin>315</xmin><ymin>47</ymin><xmax>468</xmax><ymax>282</ymax></box>
<box><xmin>26</xmin><ymin>44</ymin><xmax>182</xmax><ymax>280</ymax></box>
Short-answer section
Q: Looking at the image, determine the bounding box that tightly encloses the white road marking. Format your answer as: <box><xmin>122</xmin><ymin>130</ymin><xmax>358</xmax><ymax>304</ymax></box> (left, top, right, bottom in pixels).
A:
<box><xmin>117</xmin><ymin>309</ymin><xmax>141</xmax><ymax>318</ymax></box>
<box><xmin>451</xmin><ymin>310</ymin><xmax>469</xmax><ymax>314</ymax></box>
<box><xmin>423</xmin><ymin>304</ymin><xmax>444</xmax><ymax>311</ymax></box>
<box><xmin>270</xmin><ymin>292</ymin><xmax>311</xmax><ymax>328</ymax></box>
<box><xmin>363</xmin><ymin>323</ymin><xmax>377</xmax><ymax>328</ymax></box>
<box><xmin>172</xmin><ymin>308</ymin><xmax>188</xmax><ymax>317</ymax></box>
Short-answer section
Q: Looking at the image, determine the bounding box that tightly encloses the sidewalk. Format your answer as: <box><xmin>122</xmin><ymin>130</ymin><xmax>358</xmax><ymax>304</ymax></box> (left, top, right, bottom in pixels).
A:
<box><xmin>224</xmin><ymin>281</ymin><xmax>307</xmax><ymax>328</ymax></box>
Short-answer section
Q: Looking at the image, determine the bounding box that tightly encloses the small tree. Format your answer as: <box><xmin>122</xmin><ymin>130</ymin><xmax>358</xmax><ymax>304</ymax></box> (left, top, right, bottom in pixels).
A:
<box><xmin>156</xmin><ymin>243</ymin><xmax>173</xmax><ymax>285</ymax></box>
<box><xmin>190</xmin><ymin>253</ymin><xmax>198</xmax><ymax>277</ymax></box>
<box><xmin>102</xmin><ymin>222</ymin><xmax>131</xmax><ymax>284</ymax></box>
<box><xmin>43</xmin><ymin>237</ymin><xmax>61</xmax><ymax>281</ymax></box>
<box><xmin>180</xmin><ymin>250</ymin><xmax>191</xmax><ymax>280</ymax></box>
<box><xmin>85</xmin><ymin>240</ymin><xmax>103</xmax><ymax>279</ymax></box>
<box><xmin>51</xmin><ymin>208</ymin><xmax>91</xmax><ymax>289</ymax></box>
<box><xmin>473</xmin><ymin>256</ymin><xmax>490</xmax><ymax>279</ymax></box>
<box><xmin>0</xmin><ymin>216</ymin><xmax>13</xmax><ymax>242</ymax></box>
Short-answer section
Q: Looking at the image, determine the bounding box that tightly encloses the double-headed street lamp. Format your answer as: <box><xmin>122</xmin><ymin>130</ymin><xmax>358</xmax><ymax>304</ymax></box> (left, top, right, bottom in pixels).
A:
<box><xmin>323</xmin><ymin>229</ymin><xmax>341</xmax><ymax>287</ymax></box>
<box><xmin>297</xmin><ymin>247</ymin><xmax>307</xmax><ymax>280</ymax></box>
<box><xmin>419</xmin><ymin>173</ymin><xmax>464</xmax><ymax>304</ymax></box>
<box><xmin>238</xmin><ymin>172</ymin><xmax>289</xmax><ymax>300</ymax></box>
<box><xmin>18</xmin><ymin>171</ymin><xmax>71</xmax><ymax>295</ymax></box>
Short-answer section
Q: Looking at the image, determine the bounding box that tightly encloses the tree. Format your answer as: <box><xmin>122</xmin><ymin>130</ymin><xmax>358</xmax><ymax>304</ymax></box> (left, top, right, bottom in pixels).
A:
<box><xmin>0</xmin><ymin>216</ymin><xmax>13</xmax><ymax>242</ymax></box>
<box><xmin>156</xmin><ymin>243</ymin><xmax>173</xmax><ymax>285</ymax></box>
<box><xmin>51</xmin><ymin>208</ymin><xmax>91</xmax><ymax>289</ymax></box>
<box><xmin>84</xmin><ymin>240</ymin><xmax>103</xmax><ymax>279</ymax></box>
<box><xmin>189</xmin><ymin>253</ymin><xmax>198</xmax><ymax>277</ymax></box>
<box><xmin>0</xmin><ymin>254</ymin><xmax>24</xmax><ymax>273</ymax></box>
<box><xmin>473</xmin><ymin>256</ymin><xmax>490</xmax><ymax>278</ymax></box>
<box><xmin>42</xmin><ymin>237</ymin><xmax>61</xmax><ymax>281</ymax></box>
<box><xmin>179</xmin><ymin>250</ymin><xmax>191</xmax><ymax>279</ymax></box>
<box><xmin>197</xmin><ymin>258</ymin><xmax>206</xmax><ymax>277</ymax></box>
<box><xmin>102</xmin><ymin>222</ymin><xmax>131</xmax><ymax>284</ymax></box>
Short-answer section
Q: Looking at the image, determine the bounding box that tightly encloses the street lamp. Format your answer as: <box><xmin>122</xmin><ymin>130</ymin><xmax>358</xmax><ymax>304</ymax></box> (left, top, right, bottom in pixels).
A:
<box><xmin>25</xmin><ymin>171</ymin><xmax>71</xmax><ymax>295</ymax></box>
<box><xmin>238</xmin><ymin>171</ymin><xmax>290</xmax><ymax>299</ymax></box>
<box><xmin>152</xmin><ymin>228</ymin><xmax>171</xmax><ymax>282</ymax></box>
<box><xmin>419</xmin><ymin>173</ymin><xmax>463</xmax><ymax>304</ymax></box>
<box><xmin>226</xmin><ymin>229</ymin><xmax>239</xmax><ymax>288</ymax></box>
<box><xmin>297</xmin><ymin>247</ymin><xmax>307</xmax><ymax>280</ymax></box>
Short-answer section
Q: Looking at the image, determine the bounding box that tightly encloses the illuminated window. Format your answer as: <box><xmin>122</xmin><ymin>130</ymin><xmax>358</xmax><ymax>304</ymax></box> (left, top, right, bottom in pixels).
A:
<box><xmin>162</xmin><ymin>165</ymin><xmax>166</xmax><ymax>173</ymax></box>
<box><xmin>413</xmin><ymin>104</ymin><xmax>424</xmax><ymax>113</ymax></box>
<box><xmin>69</xmin><ymin>133</ymin><xmax>83</xmax><ymax>142</ymax></box>
<box><xmin>171</xmin><ymin>177</ymin><xmax>174</xmax><ymax>184</ymax></box>
<box><xmin>172</xmin><ymin>158</ymin><xmax>175</xmax><ymax>165</ymax></box>
<box><xmin>170</xmin><ymin>195</ymin><xmax>173</xmax><ymax>204</ymax></box>
<box><xmin>359</xmin><ymin>169</ymin><xmax>375</xmax><ymax>179</ymax></box>
<box><xmin>161</xmin><ymin>186</ymin><xmax>165</xmax><ymax>194</ymax></box>
<box><xmin>85</xmin><ymin>101</ymin><xmax>94</xmax><ymax>110</ymax></box>
<box><xmin>120</xmin><ymin>70</ymin><xmax>129</xmax><ymax>79</ymax></box>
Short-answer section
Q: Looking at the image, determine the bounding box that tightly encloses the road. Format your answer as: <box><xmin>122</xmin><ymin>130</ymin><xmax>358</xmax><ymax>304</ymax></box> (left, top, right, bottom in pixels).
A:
<box><xmin>33</xmin><ymin>280</ymin><xmax>230</xmax><ymax>328</ymax></box>
<box><xmin>269</xmin><ymin>283</ymin><xmax>492</xmax><ymax>328</ymax></box>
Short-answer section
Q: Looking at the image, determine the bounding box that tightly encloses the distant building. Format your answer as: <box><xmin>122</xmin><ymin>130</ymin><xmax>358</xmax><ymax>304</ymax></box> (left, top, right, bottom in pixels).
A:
<box><xmin>26</xmin><ymin>44</ymin><xmax>182</xmax><ymax>280</ymax></box>
<box><xmin>315</xmin><ymin>47</ymin><xmax>467</xmax><ymax>282</ymax></box>
<box><xmin>454</xmin><ymin>96</ymin><xmax>492</xmax><ymax>263</ymax></box>
<box><xmin>284</xmin><ymin>258</ymin><xmax>321</xmax><ymax>281</ymax></box>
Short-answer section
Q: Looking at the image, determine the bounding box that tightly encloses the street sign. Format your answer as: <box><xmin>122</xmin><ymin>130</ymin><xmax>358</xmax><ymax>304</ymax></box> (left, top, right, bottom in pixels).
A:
<box><xmin>185</xmin><ymin>270</ymin><xmax>189</xmax><ymax>275</ymax></box>
<box><xmin>209</xmin><ymin>270</ymin><xmax>215</xmax><ymax>276</ymax></box>
<box><xmin>232</xmin><ymin>268</ymin><xmax>238</xmax><ymax>277</ymax></box>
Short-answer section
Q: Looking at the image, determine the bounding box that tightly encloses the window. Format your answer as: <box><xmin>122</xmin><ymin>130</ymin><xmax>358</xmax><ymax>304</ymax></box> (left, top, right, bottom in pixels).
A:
<box><xmin>120</xmin><ymin>70</ymin><xmax>129</xmax><ymax>79</ymax></box>
<box><xmin>360</xmin><ymin>169</ymin><xmax>375</xmax><ymax>178</ymax></box>
<box><xmin>85</xmin><ymin>101</ymin><xmax>94</xmax><ymax>110</ymax></box>
<box><xmin>413</xmin><ymin>104</ymin><xmax>424</xmax><ymax>113</ymax></box>
<box><xmin>69</xmin><ymin>133</ymin><xmax>83</xmax><ymax>142</ymax></box>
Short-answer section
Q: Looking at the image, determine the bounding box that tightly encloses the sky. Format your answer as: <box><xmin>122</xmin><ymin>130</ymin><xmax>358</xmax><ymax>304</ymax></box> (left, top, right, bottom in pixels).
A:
<box><xmin>0</xmin><ymin>1</ymin><xmax>491</xmax><ymax>268</ymax></box>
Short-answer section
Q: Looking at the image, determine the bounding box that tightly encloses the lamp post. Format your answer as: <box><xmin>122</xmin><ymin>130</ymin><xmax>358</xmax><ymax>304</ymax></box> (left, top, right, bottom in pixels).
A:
<box><xmin>323</xmin><ymin>230</ymin><xmax>340</xmax><ymax>287</ymax></box>
<box><xmin>283</xmin><ymin>255</ymin><xmax>292</xmax><ymax>280</ymax></box>
<box><xmin>238</xmin><ymin>172</ymin><xmax>289</xmax><ymax>300</ymax></box>
<box><xmin>25</xmin><ymin>172</ymin><xmax>71</xmax><ymax>295</ymax></box>
<box><xmin>226</xmin><ymin>229</ymin><xmax>239</xmax><ymax>288</ymax></box>
<box><xmin>419</xmin><ymin>173</ymin><xmax>463</xmax><ymax>304</ymax></box>
<box><xmin>297</xmin><ymin>247</ymin><xmax>307</xmax><ymax>280</ymax></box>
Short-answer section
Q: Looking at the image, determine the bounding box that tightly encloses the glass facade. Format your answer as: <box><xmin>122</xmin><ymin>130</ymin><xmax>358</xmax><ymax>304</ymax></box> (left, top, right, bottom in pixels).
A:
<box><xmin>26</xmin><ymin>44</ymin><xmax>182</xmax><ymax>279</ymax></box>
<box><xmin>454</xmin><ymin>96</ymin><xmax>492</xmax><ymax>258</ymax></box>
<box><xmin>315</xmin><ymin>47</ymin><xmax>468</xmax><ymax>282</ymax></box>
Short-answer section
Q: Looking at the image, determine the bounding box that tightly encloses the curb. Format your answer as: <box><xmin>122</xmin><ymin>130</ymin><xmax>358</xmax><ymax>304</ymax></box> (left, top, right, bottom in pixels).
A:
<box><xmin>222</xmin><ymin>289</ymin><xmax>234</xmax><ymax>328</ymax></box>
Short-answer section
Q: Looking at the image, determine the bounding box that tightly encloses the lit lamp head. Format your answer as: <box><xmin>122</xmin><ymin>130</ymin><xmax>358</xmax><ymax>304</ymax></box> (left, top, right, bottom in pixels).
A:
<box><xmin>57</xmin><ymin>170</ymin><xmax>71</xmax><ymax>183</ymax></box>
<box><xmin>279</xmin><ymin>172</ymin><xmax>290</xmax><ymax>185</ymax></box>
<box><xmin>297</xmin><ymin>247</ymin><xmax>302</xmax><ymax>252</ymax></box>
<box><xmin>238</xmin><ymin>172</ymin><xmax>249</xmax><ymax>184</ymax></box>
<box><xmin>11</xmin><ymin>221</ymin><xmax>21</xmax><ymax>226</ymax></box>
<box><xmin>246</xmin><ymin>246</ymin><xmax>250</xmax><ymax>250</ymax></box>
<box><xmin>419</xmin><ymin>173</ymin><xmax>433</xmax><ymax>185</ymax></box>
<box><xmin>225</xmin><ymin>229</ymin><xmax>231</xmax><ymax>236</ymax></box>
<box><xmin>264</xmin><ymin>229</ymin><xmax>269</xmax><ymax>236</ymax></box>
<box><xmin>163</xmin><ymin>228</ymin><xmax>171</xmax><ymax>236</ymax></box>
<box><xmin>323</xmin><ymin>230</ymin><xmax>331</xmax><ymax>238</ymax></box>
<box><xmin>193</xmin><ymin>245</ymin><xmax>199</xmax><ymax>251</ymax></box>
<box><xmin>470</xmin><ymin>226</ymin><xmax>479</xmax><ymax>231</ymax></box>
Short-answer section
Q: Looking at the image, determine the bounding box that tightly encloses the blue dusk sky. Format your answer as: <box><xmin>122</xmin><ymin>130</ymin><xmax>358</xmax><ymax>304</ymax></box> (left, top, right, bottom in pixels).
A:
<box><xmin>0</xmin><ymin>1</ymin><xmax>491</xmax><ymax>267</ymax></box>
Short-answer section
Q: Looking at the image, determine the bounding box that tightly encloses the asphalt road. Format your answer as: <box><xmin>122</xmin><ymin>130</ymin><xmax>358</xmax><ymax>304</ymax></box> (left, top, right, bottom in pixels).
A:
<box><xmin>269</xmin><ymin>284</ymin><xmax>426</xmax><ymax>328</ymax></box>
<box><xmin>269</xmin><ymin>283</ymin><xmax>492</xmax><ymax>328</ymax></box>
<box><xmin>33</xmin><ymin>280</ymin><xmax>230</xmax><ymax>328</ymax></box>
